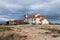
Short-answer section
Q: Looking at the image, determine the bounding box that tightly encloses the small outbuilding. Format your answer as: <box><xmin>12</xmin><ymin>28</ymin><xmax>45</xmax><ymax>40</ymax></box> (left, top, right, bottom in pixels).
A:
<box><xmin>6</xmin><ymin>20</ymin><xmax>28</xmax><ymax>25</ymax></box>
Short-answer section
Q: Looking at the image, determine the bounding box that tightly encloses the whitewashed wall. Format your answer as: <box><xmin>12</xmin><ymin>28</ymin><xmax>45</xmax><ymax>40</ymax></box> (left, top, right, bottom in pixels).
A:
<box><xmin>41</xmin><ymin>19</ymin><xmax>49</xmax><ymax>24</ymax></box>
<box><xmin>35</xmin><ymin>18</ymin><xmax>41</xmax><ymax>24</ymax></box>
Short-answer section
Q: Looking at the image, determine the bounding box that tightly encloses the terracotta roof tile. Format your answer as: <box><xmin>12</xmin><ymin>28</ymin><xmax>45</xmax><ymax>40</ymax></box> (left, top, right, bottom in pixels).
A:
<box><xmin>28</xmin><ymin>14</ymin><xmax>46</xmax><ymax>21</ymax></box>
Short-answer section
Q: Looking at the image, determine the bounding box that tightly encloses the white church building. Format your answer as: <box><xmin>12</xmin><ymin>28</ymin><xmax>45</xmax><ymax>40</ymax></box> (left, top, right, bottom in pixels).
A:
<box><xmin>24</xmin><ymin>14</ymin><xmax>49</xmax><ymax>25</ymax></box>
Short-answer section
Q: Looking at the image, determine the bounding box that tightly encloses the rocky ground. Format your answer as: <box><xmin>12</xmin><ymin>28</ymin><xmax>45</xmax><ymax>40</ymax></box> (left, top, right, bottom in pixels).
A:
<box><xmin>0</xmin><ymin>25</ymin><xmax>60</xmax><ymax>40</ymax></box>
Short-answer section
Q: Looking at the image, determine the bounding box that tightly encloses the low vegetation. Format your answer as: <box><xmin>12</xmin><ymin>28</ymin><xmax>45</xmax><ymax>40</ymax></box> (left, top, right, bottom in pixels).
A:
<box><xmin>0</xmin><ymin>27</ymin><xmax>12</xmax><ymax>32</ymax></box>
<box><xmin>0</xmin><ymin>25</ymin><xmax>60</xmax><ymax>40</ymax></box>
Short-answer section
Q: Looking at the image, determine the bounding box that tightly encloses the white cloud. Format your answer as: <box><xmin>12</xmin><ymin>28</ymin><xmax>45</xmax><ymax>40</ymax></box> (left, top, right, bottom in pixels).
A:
<box><xmin>0</xmin><ymin>0</ymin><xmax>23</xmax><ymax>9</ymax></box>
<box><xmin>0</xmin><ymin>18</ymin><xmax>9</xmax><ymax>21</ymax></box>
<box><xmin>0</xmin><ymin>18</ymin><xmax>15</xmax><ymax>21</ymax></box>
<box><xmin>0</xmin><ymin>0</ymin><xmax>60</xmax><ymax>21</ymax></box>
<box><xmin>0</xmin><ymin>17</ymin><xmax>9</xmax><ymax>21</ymax></box>
<box><xmin>29</xmin><ymin>4</ymin><xmax>44</xmax><ymax>10</ymax></box>
<box><xmin>5</xmin><ymin>4</ymin><xmax>22</xmax><ymax>9</ymax></box>
<box><xmin>29</xmin><ymin>0</ymin><xmax>60</xmax><ymax>14</ymax></box>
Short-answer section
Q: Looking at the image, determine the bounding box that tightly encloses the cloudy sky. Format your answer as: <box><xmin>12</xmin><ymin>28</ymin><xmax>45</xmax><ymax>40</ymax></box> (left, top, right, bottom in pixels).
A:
<box><xmin>0</xmin><ymin>0</ymin><xmax>60</xmax><ymax>23</ymax></box>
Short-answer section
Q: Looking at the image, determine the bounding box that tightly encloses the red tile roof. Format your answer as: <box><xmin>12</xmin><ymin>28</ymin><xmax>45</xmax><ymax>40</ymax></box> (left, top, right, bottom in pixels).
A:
<box><xmin>28</xmin><ymin>14</ymin><xmax>36</xmax><ymax>18</ymax></box>
<box><xmin>28</xmin><ymin>14</ymin><xmax>45</xmax><ymax>21</ymax></box>
<box><xmin>7</xmin><ymin>19</ymin><xmax>25</xmax><ymax>24</ymax></box>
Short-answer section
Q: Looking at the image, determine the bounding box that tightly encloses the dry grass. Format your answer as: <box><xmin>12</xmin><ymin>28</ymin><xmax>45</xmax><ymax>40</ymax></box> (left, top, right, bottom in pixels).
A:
<box><xmin>0</xmin><ymin>25</ymin><xmax>60</xmax><ymax>40</ymax></box>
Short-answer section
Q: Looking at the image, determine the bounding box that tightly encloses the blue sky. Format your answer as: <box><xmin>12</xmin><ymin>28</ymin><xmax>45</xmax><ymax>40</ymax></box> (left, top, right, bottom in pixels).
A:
<box><xmin>0</xmin><ymin>0</ymin><xmax>60</xmax><ymax>23</ymax></box>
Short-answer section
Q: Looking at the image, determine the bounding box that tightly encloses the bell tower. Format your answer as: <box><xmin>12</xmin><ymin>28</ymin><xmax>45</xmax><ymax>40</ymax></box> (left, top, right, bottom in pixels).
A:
<box><xmin>24</xmin><ymin>13</ymin><xmax>28</xmax><ymax>22</ymax></box>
